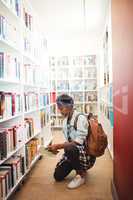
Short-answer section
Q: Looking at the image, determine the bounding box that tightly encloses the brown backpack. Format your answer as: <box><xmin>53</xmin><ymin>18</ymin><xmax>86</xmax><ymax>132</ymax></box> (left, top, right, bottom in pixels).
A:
<box><xmin>74</xmin><ymin>113</ymin><xmax>108</xmax><ymax>157</ymax></box>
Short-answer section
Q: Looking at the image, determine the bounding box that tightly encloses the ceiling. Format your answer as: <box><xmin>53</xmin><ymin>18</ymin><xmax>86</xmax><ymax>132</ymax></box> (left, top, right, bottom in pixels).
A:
<box><xmin>29</xmin><ymin>0</ymin><xmax>109</xmax><ymax>54</ymax></box>
<box><xmin>30</xmin><ymin>0</ymin><xmax>109</xmax><ymax>37</ymax></box>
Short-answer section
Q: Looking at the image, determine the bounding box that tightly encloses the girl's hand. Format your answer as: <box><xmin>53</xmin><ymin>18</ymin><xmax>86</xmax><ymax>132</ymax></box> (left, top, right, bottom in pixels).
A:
<box><xmin>48</xmin><ymin>144</ymin><xmax>60</xmax><ymax>154</ymax></box>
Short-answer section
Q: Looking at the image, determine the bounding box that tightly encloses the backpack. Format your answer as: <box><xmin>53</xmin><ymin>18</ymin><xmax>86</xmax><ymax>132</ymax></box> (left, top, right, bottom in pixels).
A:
<box><xmin>74</xmin><ymin>113</ymin><xmax>108</xmax><ymax>157</ymax></box>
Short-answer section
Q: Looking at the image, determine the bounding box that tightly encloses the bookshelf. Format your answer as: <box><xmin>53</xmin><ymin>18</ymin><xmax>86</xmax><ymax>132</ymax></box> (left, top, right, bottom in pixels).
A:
<box><xmin>98</xmin><ymin>3</ymin><xmax>113</xmax><ymax>158</ymax></box>
<box><xmin>0</xmin><ymin>0</ymin><xmax>50</xmax><ymax>199</ymax></box>
<box><xmin>49</xmin><ymin>55</ymin><xmax>98</xmax><ymax>129</ymax></box>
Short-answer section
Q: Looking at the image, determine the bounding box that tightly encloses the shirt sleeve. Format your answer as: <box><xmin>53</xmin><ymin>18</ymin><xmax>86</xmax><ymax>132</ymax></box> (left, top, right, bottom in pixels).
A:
<box><xmin>74</xmin><ymin>115</ymin><xmax>88</xmax><ymax>145</ymax></box>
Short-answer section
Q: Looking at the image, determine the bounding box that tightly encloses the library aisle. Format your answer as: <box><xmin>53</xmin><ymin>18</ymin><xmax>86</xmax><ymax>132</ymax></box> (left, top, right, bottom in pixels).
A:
<box><xmin>11</xmin><ymin>130</ymin><xmax>113</xmax><ymax>200</ymax></box>
<box><xmin>1</xmin><ymin>0</ymin><xmax>133</xmax><ymax>199</ymax></box>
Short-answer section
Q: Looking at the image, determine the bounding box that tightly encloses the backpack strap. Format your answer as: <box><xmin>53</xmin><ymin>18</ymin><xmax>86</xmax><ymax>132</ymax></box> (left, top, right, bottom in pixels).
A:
<box><xmin>73</xmin><ymin>113</ymin><xmax>92</xmax><ymax>139</ymax></box>
<box><xmin>73</xmin><ymin>113</ymin><xmax>86</xmax><ymax>130</ymax></box>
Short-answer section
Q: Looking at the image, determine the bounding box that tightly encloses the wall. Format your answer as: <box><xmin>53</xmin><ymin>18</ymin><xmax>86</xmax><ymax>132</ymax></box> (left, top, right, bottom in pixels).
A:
<box><xmin>112</xmin><ymin>0</ymin><xmax>133</xmax><ymax>200</ymax></box>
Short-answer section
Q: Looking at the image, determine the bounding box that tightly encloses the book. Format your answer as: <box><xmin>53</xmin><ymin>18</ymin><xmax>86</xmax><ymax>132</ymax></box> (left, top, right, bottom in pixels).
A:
<box><xmin>0</xmin><ymin>171</ymin><xmax>7</xmax><ymax>199</ymax></box>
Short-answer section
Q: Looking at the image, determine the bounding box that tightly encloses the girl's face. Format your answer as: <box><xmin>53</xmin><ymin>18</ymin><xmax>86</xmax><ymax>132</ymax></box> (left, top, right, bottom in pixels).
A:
<box><xmin>58</xmin><ymin>106</ymin><xmax>71</xmax><ymax>117</ymax></box>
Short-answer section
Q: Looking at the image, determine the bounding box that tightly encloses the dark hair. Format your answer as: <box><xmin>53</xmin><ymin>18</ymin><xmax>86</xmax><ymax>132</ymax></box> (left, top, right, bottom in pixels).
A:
<box><xmin>56</xmin><ymin>94</ymin><xmax>74</xmax><ymax>108</ymax></box>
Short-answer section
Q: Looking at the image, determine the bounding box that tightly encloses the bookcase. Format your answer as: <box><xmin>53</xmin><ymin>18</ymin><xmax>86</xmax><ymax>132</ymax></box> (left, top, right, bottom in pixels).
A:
<box><xmin>98</xmin><ymin>2</ymin><xmax>113</xmax><ymax>158</ymax></box>
<box><xmin>49</xmin><ymin>55</ymin><xmax>98</xmax><ymax>129</ymax></box>
<box><xmin>0</xmin><ymin>0</ymin><xmax>50</xmax><ymax>199</ymax></box>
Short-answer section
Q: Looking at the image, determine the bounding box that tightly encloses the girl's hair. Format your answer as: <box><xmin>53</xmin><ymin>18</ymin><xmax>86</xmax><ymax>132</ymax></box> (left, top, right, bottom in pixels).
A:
<box><xmin>56</xmin><ymin>94</ymin><xmax>74</xmax><ymax>108</ymax></box>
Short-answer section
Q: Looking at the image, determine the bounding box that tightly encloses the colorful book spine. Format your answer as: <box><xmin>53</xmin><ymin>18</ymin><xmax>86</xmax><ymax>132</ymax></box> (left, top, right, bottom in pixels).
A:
<box><xmin>0</xmin><ymin>125</ymin><xmax>24</xmax><ymax>160</ymax></box>
<box><xmin>0</xmin><ymin>92</ymin><xmax>22</xmax><ymax>119</ymax></box>
<box><xmin>25</xmin><ymin>138</ymin><xmax>39</xmax><ymax>169</ymax></box>
<box><xmin>24</xmin><ymin>92</ymin><xmax>38</xmax><ymax>112</ymax></box>
<box><xmin>0</xmin><ymin>52</ymin><xmax>21</xmax><ymax>81</ymax></box>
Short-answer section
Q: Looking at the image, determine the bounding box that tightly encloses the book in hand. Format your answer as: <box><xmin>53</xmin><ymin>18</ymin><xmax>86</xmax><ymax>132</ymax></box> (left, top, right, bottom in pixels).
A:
<box><xmin>47</xmin><ymin>145</ymin><xmax>59</xmax><ymax>155</ymax></box>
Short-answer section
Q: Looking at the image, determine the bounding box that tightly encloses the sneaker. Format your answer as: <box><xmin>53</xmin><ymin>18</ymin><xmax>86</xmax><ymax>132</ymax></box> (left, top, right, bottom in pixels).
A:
<box><xmin>67</xmin><ymin>175</ymin><xmax>86</xmax><ymax>189</ymax></box>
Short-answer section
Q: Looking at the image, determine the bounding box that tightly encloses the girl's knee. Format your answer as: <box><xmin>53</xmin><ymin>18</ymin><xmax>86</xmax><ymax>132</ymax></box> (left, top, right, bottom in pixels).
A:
<box><xmin>54</xmin><ymin>169</ymin><xmax>64</xmax><ymax>182</ymax></box>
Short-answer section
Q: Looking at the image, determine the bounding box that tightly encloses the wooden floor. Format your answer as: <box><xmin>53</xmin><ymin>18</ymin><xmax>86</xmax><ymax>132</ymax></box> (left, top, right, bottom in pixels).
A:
<box><xmin>11</xmin><ymin>130</ymin><xmax>113</xmax><ymax>200</ymax></box>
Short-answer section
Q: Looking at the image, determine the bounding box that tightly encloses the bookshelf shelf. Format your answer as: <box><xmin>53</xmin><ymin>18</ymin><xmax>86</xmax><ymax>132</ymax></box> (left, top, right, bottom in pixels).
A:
<box><xmin>39</xmin><ymin>106</ymin><xmax>46</xmax><ymax>110</ymax></box>
<box><xmin>0</xmin><ymin>79</ymin><xmax>20</xmax><ymax>85</ymax></box>
<box><xmin>24</xmin><ymin>108</ymin><xmax>40</xmax><ymax>115</ymax></box>
<box><xmin>0</xmin><ymin>0</ymin><xmax>50</xmax><ymax>198</ymax></box>
<box><xmin>0</xmin><ymin>113</ymin><xmax>23</xmax><ymax>123</ymax></box>
<box><xmin>0</xmin><ymin>38</ymin><xmax>21</xmax><ymax>53</ymax></box>
<box><xmin>23</xmin><ymin>83</ymin><xmax>39</xmax><ymax>88</ymax></box>
<box><xmin>23</xmin><ymin>52</ymin><xmax>39</xmax><ymax>65</ymax></box>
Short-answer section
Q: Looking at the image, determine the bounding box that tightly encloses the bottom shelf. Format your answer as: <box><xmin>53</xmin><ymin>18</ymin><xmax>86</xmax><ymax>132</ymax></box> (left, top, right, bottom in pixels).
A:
<box><xmin>5</xmin><ymin>154</ymin><xmax>42</xmax><ymax>200</ymax></box>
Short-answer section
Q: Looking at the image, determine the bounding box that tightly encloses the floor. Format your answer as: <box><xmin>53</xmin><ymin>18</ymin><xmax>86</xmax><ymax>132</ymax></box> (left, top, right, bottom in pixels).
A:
<box><xmin>11</xmin><ymin>130</ymin><xmax>113</xmax><ymax>200</ymax></box>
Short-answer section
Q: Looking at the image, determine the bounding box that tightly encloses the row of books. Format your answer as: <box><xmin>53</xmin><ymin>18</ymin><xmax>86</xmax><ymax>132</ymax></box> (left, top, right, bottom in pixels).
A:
<box><xmin>0</xmin><ymin>14</ymin><xmax>19</xmax><ymax>47</ymax></box>
<box><xmin>24</xmin><ymin>64</ymin><xmax>41</xmax><ymax>85</ymax></box>
<box><xmin>0</xmin><ymin>52</ymin><xmax>20</xmax><ymax>81</ymax></box>
<box><xmin>40</xmin><ymin>110</ymin><xmax>46</xmax><ymax>128</ymax></box>
<box><xmin>72</xmin><ymin>55</ymin><xmax>96</xmax><ymax>66</ymax></box>
<box><xmin>0</xmin><ymin>91</ymin><xmax>50</xmax><ymax>119</ymax></box>
<box><xmin>0</xmin><ymin>15</ymin><xmax>41</xmax><ymax>61</ymax></box>
<box><xmin>23</xmin><ymin>35</ymin><xmax>31</xmax><ymax>54</ymax></box>
<box><xmin>3</xmin><ymin>0</ymin><xmax>21</xmax><ymax>17</ymax></box>
<box><xmin>49</xmin><ymin>56</ymin><xmax>69</xmax><ymax>67</ymax></box>
<box><xmin>23</xmin><ymin>8</ymin><xmax>33</xmax><ymax>31</ymax></box>
<box><xmin>0</xmin><ymin>118</ymin><xmax>34</xmax><ymax>160</ymax></box>
<box><xmin>49</xmin><ymin>55</ymin><xmax>96</xmax><ymax>67</ymax></box>
<box><xmin>56</xmin><ymin>80</ymin><xmax>69</xmax><ymax>90</ymax></box>
<box><xmin>55</xmin><ymin>80</ymin><xmax>97</xmax><ymax>91</ymax></box>
<box><xmin>24</xmin><ymin>92</ymin><xmax>38</xmax><ymax>112</ymax></box>
<box><xmin>0</xmin><ymin>154</ymin><xmax>25</xmax><ymax>200</ymax></box>
<box><xmin>23</xmin><ymin>34</ymin><xmax>41</xmax><ymax>60</ymax></box>
<box><xmin>84</xmin><ymin>80</ymin><xmax>97</xmax><ymax>90</ymax></box>
<box><xmin>51</xmin><ymin>67</ymin><xmax>97</xmax><ymax>80</ymax></box>
<box><xmin>25</xmin><ymin>138</ymin><xmax>39</xmax><ymax>169</ymax></box>
<box><xmin>70</xmin><ymin>92</ymin><xmax>97</xmax><ymax>102</ymax></box>
<box><xmin>74</xmin><ymin>103</ymin><xmax>97</xmax><ymax>114</ymax></box>
<box><xmin>70</xmin><ymin>92</ymin><xmax>84</xmax><ymax>102</ymax></box>
<box><xmin>85</xmin><ymin>91</ymin><xmax>97</xmax><ymax>102</ymax></box>
<box><xmin>49</xmin><ymin>91</ymin><xmax>97</xmax><ymax>106</ymax></box>
<box><xmin>39</xmin><ymin>93</ymin><xmax>49</xmax><ymax>107</ymax></box>
<box><xmin>84</xmin><ymin>67</ymin><xmax>97</xmax><ymax>79</ymax></box>
<box><xmin>24</xmin><ymin>118</ymin><xmax>34</xmax><ymax>140</ymax></box>
<box><xmin>0</xmin><ymin>92</ymin><xmax>22</xmax><ymax>120</ymax></box>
